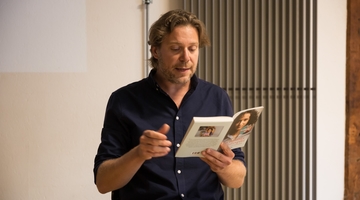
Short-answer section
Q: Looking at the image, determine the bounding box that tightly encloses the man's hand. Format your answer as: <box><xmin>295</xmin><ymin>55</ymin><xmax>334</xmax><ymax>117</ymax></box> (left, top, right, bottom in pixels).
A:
<box><xmin>200</xmin><ymin>142</ymin><xmax>246</xmax><ymax>188</ymax></box>
<box><xmin>200</xmin><ymin>142</ymin><xmax>235</xmax><ymax>172</ymax></box>
<box><xmin>96</xmin><ymin>124</ymin><xmax>172</xmax><ymax>193</ymax></box>
<box><xmin>137</xmin><ymin>124</ymin><xmax>172</xmax><ymax>160</ymax></box>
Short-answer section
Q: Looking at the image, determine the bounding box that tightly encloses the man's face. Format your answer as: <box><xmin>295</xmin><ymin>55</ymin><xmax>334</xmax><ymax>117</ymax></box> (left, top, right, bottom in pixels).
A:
<box><xmin>235</xmin><ymin>113</ymin><xmax>251</xmax><ymax>130</ymax></box>
<box><xmin>152</xmin><ymin>25</ymin><xmax>199</xmax><ymax>85</ymax></box>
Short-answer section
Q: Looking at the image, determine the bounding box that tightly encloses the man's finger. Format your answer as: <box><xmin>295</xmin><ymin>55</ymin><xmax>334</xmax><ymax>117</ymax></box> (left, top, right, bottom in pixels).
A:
<box><xmin>157</xmin><ymin>124</ymin><xmax>170</xmax><ymax>135</ymax></box>
<box><xmin>219</xmin><ymin>143</ymin><xmax>235</xmax><ymax>158</ymax></box>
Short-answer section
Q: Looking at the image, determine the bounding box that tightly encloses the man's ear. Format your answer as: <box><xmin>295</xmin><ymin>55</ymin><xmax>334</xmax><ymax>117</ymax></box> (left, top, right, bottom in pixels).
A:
<box><xmin>151</xmin><ymin>46</ymin><xmax>158</xmax><ymax>59</ymax></box>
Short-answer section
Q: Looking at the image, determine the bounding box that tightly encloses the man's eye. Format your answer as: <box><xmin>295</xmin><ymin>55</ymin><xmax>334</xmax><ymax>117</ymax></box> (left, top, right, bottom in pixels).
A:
<box><xmin>189</xmin><ymin>47</ymin><xmax>198</xmax><ymax>52</ymax></box>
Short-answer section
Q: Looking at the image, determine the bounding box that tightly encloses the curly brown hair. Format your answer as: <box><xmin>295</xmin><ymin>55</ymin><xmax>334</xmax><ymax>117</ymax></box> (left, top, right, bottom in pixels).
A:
<box><xmin>148</xmin><ymin>9</ymin><xmax>211</xmax><ymax>69</ymax></box>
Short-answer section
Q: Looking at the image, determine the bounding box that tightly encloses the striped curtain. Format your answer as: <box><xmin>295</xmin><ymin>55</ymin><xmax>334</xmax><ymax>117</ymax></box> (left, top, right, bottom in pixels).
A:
<box><xmin>183</xmin><ymin>0</ymin><xmax>317</xmax><ymax>200</ymax></box>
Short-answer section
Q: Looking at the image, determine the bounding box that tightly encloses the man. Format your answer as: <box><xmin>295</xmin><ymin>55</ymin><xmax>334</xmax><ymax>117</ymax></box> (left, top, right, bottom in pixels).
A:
<box><xmin>94</xmin><ymin>9</ymin><xmax>247</xmax><ymax>200</ymax></box>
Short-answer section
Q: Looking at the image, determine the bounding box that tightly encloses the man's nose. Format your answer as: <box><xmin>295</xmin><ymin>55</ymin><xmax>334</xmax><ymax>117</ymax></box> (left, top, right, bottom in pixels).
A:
<box><xmin>180</xmin><ymin>49</ymin><xmax>190</xmax><ymax>63</ymax></box>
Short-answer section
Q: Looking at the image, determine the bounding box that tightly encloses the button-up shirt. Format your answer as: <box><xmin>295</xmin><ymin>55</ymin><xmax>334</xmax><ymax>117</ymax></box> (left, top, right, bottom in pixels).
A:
<box><xmin>94</xmin><ymin>69</ymin><xmax>246</xmax><ymax>200</ymax></box>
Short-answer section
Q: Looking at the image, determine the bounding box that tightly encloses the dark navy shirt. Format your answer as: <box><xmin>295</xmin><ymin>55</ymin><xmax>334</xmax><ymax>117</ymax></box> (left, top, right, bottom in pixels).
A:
<box><xmin>94</xmin><ymin>69</ymin><xmax>246</xmax><ymax>200</ymax></box>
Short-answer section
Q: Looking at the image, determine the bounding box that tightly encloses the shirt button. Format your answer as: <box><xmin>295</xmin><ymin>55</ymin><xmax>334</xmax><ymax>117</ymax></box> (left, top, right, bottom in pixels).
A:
<box><xmin>177</xmin><ymin>170</ymin><xmax>181</xmax><ymax>174</ymax></box>
<box><xmin>177</xmin><ymin>143</ymin><xmax>180</xmax><ymax>147</ymax></box>
<box><xmin>181</xmin><ymin>194</ymin><xmax>185</xmax><ymax>197</ymax></box>
<box><xmin>176</xmin><ymin>116</ymin><xmax>179</xmax><ymax>120</ymax></box>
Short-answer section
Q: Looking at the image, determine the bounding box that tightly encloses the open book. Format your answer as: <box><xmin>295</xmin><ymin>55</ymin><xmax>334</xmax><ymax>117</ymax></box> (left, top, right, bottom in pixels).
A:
<box><xmin>175</xmin><ymin>106</ymin><xmax>264</xmax><ymax>157</ymax></box>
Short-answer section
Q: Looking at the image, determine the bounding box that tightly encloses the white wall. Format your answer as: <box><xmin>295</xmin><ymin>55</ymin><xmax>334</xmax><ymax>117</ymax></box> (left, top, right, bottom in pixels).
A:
<box><xmin>0</xmin><ymin>0</ymin><xmax>346</xmax><ymax>199</ymax></box>
<box><xmin>317</xmin><ymin>0</ymin><xmax>346</xmax><ymax>199</ymax></box>
<box><xmin>0</xmin><ymin>1</ymin><xmax>87</xmax><ymax>72</ymax></box>
<box><xmin>0</xmin><ymin>0</ymin><xmax>180</xmax><ymax>199</ymax></box>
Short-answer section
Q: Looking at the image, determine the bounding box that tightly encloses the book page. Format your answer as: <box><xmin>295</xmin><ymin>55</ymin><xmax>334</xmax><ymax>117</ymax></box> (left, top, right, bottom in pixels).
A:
<box><xmin>223</xmin><ymin>106</ymin><xmax>264</xmax><ymax>149</ymax></box>
<box><xmin>175</xmin><ymin>117</ymin><xmax>233</xmax><ymax>157</ymax></box>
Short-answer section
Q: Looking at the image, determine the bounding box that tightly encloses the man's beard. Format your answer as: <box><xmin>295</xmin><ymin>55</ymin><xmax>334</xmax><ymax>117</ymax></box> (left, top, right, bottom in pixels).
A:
<box><xmin>157</xmin><ymin>58</ymin><xmax>194</xmax><ymax>84</ymax></box>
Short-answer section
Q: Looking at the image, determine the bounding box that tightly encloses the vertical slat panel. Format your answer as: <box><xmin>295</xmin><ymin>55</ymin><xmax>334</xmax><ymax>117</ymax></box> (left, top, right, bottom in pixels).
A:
<box><xmin>260</xmin><ymin>1</ymin><xmax>270</xmax><ymax>199</ymax></box>
<box><xmin>273</xmin><ymin>0</ymin><xmax>280</xmax><ymax>199</ymax></box>
<box><xmin>295</xmin><ymin>1</ymin><xmax>300</xmax><ymax>199</ymax></box>
<box><xmin>253</xmin><ymin>1</ymin><xmax>261</xmax><ymax>199</ymax></box>
<box><xmin>312</xmin><ymin>1</ymin><xmax>317</xmax><ymax>199</ymax></box>
<box><xmin>305</xmin><ymin>0</ymin><xmax>310</xmax><ymax>197</ymax></box>
<box><xmin>289</xmin><ymin>1</ymin><xmax>297</xmax><ymax>199</ymax></box>
<box><xmin>305</xmin><ymin>1</ymin><xmax>313</xmax><ymax>200</ymax></box>
<box><xmin>284</xmin><ymin>1</ymin><xmax>294</xmax><ymax>199</ymax></box>
<box><xmin>231</xmin><ymin>0</ymin><xmax>237</xmax><ymax>111</ymax></box>
<box><xmin>299</xmin><ymin>0</ymin><xmax>306</xmax><ymax>199</ymax></box>
<box><xmin>245</xmin><ymin>1</ymin><xmax>253</xmax><ymax>199</ymax></box>
<box><xmin>210</xmin><ymin>0</ymin><xmax>215</xmax><ymax>82</ymax></box>
<box><xmin>278</xmin><ymin>0</ymin><xmax>285</xmax><ymax>199</ymax></box>
<box><xmin>258</xmin><ymin>1</ymin><xmax>267</xmax><ymax>200</ymax></box>
<box><xmin>267</xmin><ymin>1</ymin><xmax>276</xmax><ymax>199</ymax></box>
<box><xmin>289</xmin><ymin>0</ymin><xmax>295</xmax><ymax>195</ymax></box>
<box><xmin>181</xmin><ymin>0</ymin><xmax>316</xmax><ymax>199</ymax></box>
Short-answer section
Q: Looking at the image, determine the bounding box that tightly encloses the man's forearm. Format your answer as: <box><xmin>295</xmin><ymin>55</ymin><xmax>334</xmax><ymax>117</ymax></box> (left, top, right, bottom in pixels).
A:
<box><xmin>216</xmin><ymin>159</ymin><xmax>247</xmax><ymax>188</ymax></box>
<box><xmin>96</xmin><ymin>146</ymin><xmax>145</xmax><ymax>194</ymax></box>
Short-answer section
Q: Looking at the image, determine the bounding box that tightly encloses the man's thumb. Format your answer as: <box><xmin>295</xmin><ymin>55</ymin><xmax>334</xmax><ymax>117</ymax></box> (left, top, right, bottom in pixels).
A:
<box><xmin>158</xmin><ymin>124</ymin><xmax>170</xmax><ymax>135</ymax></box>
